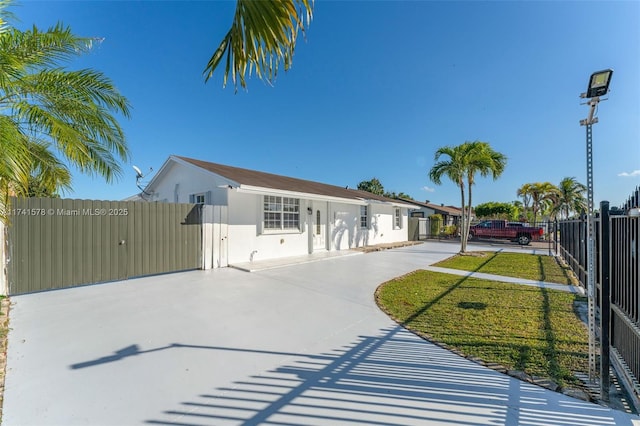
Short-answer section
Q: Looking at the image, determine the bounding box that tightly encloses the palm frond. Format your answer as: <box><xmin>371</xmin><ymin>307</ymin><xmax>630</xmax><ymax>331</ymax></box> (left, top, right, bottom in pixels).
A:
<box><xmin>0</xmin><ymin>5</ymin><xmax>130</xmax><ymax>218</ymax></box>
<box><xmin>204</xmin><ymin>0</ymin><xmax>313</xmax><ymax>90</ymax></box>
<box><xmin>11</xmin><ymin>140</ymin><xmax>72</xmax><ymax>197</ymax></box>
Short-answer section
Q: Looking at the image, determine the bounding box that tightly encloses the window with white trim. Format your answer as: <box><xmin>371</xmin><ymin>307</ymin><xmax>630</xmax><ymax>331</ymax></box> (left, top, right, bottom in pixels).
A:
<box><xmin>394</xmin><ymin>207</ymin><xmax>402</xmax><ymax>229</ymax></box>
<box><xmin>189</xmin><ymin>193</ymin><xmax>206</xmax><ymax>204</ymax></box>
<box><xmin>263</xmin><ymin>196</ymin><xmax>300</xmax><ymax>231</ymax></box>
<box><xmin>189</xmin><ymin>191</ymin><xmax>211</xmax><ymax>205</ymax></box>
<box><xmin>360</xmin><ymin>205</ymin><xmax>368</xmax><ymax>228</ymax></box>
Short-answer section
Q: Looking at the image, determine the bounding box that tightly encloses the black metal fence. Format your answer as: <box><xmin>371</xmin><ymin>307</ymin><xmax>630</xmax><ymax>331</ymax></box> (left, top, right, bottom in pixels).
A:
<box><xmin>557</xmin><ymin>201</ymin><xmax>640</xmax><ymax>408</ymax></box>
<box><xmin>609</xmin><ymin>214</ymin><xmax>639</xmax><ymax>404</ymax></box>
<box><xmin>557</xmin><ymin>219</ymin><xmax>591</xmax><ymax>293</ymax></box>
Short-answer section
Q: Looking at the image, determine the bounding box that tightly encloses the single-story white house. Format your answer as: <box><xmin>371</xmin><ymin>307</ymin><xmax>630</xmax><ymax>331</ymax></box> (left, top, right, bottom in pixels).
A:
<box><xmin>139</xmin><ymin>155</ymin><xmax>416</xmax><ymax>268</ymax></box>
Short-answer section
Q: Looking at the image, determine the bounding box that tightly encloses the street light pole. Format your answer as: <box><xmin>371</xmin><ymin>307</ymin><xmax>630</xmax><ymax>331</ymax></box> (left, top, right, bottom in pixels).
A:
<box><xmin>580</xmin><ymin>98</ymin><xmax>598</xmax><ymax>383</ymax></box>
<box><xmin>579</xmin><ymin>69</ymin><xmax>613</xmax><ymax>386</ymax></box>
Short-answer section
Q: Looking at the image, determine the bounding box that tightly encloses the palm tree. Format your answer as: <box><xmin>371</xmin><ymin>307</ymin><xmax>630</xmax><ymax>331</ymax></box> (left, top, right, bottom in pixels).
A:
<box><xmin>512</xmin><ymin>200</ymin><xmax>524</xmax><ymax>220</ymax></box>
<box><xmin>0</xmin><ymin>1</ymin><xmax>130</xmax><ymax>220</ymax></box>
<box><xmin>551</xmin><ymin>177</ymin><xmax>586</xmax><ymax>219</ymax></box>
<box><xmin>429</xmin><ymin>144</ymin><xmax>466</xmax><ymax>250</ymax></box>
<box><xmin>526</xmin><ymin>182</ymin><xmax>559</xmax><ymax>224</ymax></box>
<box><xmin>517</xmin><ymin>183</ymin><xmax>533</xmax><ymax>220</ymax></box>
<box><xmin>205</xmin><ymin>0</ymin><xmax>314</xmax><ymax>90</ymax></box>
<box><xmin>429</xmin><ymin>141</ymin><xmax>507</xmax><ymax>253</ymax></box>
<box><xmin>463</xmin><ymin>141</ymin><xmax>507</xmax><ymax>245</ymax></box>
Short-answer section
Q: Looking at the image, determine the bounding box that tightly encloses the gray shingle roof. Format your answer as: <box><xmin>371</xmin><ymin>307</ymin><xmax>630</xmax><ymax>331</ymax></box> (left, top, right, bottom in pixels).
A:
<box><xmin>409</xmin><ymin>199</ymin><xmax>463</xmax><ymax>216</ymax></box>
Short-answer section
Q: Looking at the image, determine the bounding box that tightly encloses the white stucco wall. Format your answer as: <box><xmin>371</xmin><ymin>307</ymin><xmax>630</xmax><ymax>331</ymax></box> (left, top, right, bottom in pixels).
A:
<box><xmin>409</xmin><ymin>206</ymin><xmax>436</xmax><ymax>218</ymax></box>
<box><xmin>329</xmin><ymin>203</ymin><xmax>409</xmax><ymax>250</ymax></box>
<box><xmin>329</xmin><ymin>203</ymin><xmax>361</xmax><ymax>250</ymax></box>
<box><xmin>150</xmin><ymin>161</ymin><xmax>228</xmax><ymax>205</ymax></box>
<box><xmin>148</xmin><ymin>159</ymin><xmax>410</xmax><ymax>267</ymax></box>
<box><xmin>226</xmin><ymin>190</ymin><xmax>310</xmax><ymax>264</ymax></box>
<box><xmin>368</xmin><ymin>204</ymin><xmax>409</xmax><ymax>244</ymax></box>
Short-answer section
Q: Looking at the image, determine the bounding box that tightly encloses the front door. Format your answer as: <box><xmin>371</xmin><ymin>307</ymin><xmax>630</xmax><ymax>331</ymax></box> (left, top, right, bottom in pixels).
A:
<box><xmin>310</xmin><ymin>201</ymin><xmax>327</xmax><ymax>252</ymax></box>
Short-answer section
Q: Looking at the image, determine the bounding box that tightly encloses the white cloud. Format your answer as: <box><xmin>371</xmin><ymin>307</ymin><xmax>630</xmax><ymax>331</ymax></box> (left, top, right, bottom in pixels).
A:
<box><xmin>618</xmin><ymin>170</ymin><xmax>640</xmax><ymax>177</ymax></box>
<box><xmin>422</xmin><ymin>186</ymin><xmax>436</xmax><ymax>193</ymax></box>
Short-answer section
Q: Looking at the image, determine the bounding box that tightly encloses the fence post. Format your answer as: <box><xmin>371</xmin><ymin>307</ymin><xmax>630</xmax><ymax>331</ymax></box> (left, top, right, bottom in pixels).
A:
<box><xmin>599</xmin><ymin>200</ymin><xmax>611</xmax><ymax>401</ymax></box>
<box><xmin>554</xmin><ymin>219</ymin><xmax>558</xmax><ymax>255</ymax></box>
<box><xmin>547</xmin><ymin>220</ymin><xmax>551</xmax><ymax>256</ymax></box>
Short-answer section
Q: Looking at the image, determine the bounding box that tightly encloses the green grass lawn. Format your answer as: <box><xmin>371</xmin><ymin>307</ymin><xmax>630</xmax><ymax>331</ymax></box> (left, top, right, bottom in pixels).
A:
<box><xmin>434</xmin><ymin>251</ymin><xmax>576</xmax><ymax>285</ymax></box>
<box><xmin>376</xmin><ymin>254</ymin><xmax>588</xmax><ymax>387</ymax></box>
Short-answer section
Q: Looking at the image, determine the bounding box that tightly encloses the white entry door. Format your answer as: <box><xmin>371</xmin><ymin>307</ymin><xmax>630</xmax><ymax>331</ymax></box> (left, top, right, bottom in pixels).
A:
<box><xmin>311</xmin><ymin>201</ymin><xmax>326</xmax><ymax>252</ymax></box>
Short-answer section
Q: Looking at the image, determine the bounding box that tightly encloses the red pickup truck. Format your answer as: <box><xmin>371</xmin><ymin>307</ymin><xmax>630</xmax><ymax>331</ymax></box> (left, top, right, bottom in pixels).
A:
<box><xmin>468</xmin><ymin>220</ymin><xmax>544</xmax><ymax>245</ymax></box>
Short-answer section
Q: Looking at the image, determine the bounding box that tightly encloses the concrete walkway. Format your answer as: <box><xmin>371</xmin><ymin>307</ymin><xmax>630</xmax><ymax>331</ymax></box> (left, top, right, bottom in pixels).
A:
<box><xmin>424</xmin><ymin>265</ymin><xmax>586</xmax><ymax>295</ymax></box>
<box><xmin>3</xmin><ymin>241</ymin><xmax>638</xmax><ymax>425</ymax></box>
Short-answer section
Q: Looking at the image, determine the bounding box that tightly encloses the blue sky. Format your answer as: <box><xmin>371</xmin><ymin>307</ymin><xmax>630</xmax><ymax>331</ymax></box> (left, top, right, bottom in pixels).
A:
<box><xmin>16</xmin><ymin>0</ymin><xmax>640</xmax><ymax>207</ymax></box>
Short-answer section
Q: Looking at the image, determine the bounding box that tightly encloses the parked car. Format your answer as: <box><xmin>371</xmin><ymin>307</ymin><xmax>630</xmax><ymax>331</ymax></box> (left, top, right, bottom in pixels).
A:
<box><xmin>469</xmin><ymin>220</ymin><xmax>544</xmax><ymax>245</ymax></box>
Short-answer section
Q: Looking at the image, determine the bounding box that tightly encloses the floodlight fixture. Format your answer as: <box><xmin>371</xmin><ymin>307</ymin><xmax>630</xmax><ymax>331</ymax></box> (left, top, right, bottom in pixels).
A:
<box><xmin>585</xmin><ymin>69</ymin><xmax>613</xmax><ymax>98</ymax></box>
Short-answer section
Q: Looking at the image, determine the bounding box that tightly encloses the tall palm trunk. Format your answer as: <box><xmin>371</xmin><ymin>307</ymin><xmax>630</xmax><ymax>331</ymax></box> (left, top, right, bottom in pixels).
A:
<box><xmin>459</xmin><ymin>182</ymin><xmax>467</xmax><ymax>253</ymax></box>
<box><xmin>464</xmin><ymin>184</ymin><xmax>473</xmax><ymax>252</ymax></box>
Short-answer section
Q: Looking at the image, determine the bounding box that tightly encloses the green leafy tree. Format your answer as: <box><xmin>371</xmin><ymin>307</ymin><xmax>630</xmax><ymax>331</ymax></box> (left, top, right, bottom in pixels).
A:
<box><xmin>382</xmin><ymin>191</ymin><xmax>414</xmax><ymax>200</ymax></box>
<box><xmin>474</xmin><ymin>202</ymin><xmax>516</xmax><ymax>219</ymax></box>
<box><xmin>551</xmin><ymin>177</ymin><xmax>586</xmax><ymax>219</ymax></box>
<box><xmin>395</xmin><ymin>192</ymin><xmax>414</xmax><ymax>200</ymax></box>
<box><xmin>0</xmin><ymin>0</ymin><xmax>130</xmax><ymax>220</ymax></box>
<box><xmin>357</xmin><ymin>178</ymin><xmax>385</xmax><ymax>196</ymax></box>
<box><xmin>205</xmin><ymin>0</ymin><xmax>313</xmax><ymax>90</ymax></box>
<box><xmin>429</xmin><ymin>140</ymin><xmax>507</xmax><ymax>253</ymax></box>
<box><xmin>356</xmin><ymin>178</ymin><xmax>413</xmax><ymax>200</ymax></box>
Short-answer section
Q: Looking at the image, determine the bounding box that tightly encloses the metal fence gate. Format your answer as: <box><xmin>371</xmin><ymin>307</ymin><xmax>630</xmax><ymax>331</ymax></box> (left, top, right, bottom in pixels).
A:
<box><xmin>408</xmin><ymin>217</ymin><xmax>430</xmax><ymax>241</ymax></box>
<box><xmin>5</xmin><ymin>197</ymin><xmax>202</xmax><ymax>295</ymax></box>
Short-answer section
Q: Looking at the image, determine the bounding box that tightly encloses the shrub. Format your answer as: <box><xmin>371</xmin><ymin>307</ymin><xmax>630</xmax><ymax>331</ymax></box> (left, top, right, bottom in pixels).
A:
<box><xmin>443</xmin><ymin>225</ymin><xmax>457</xmax><ymax>237</ymax></box>
<box><xmin>429</xmin><ymin>214</ymin><xmax>442</xmax><ymax>236</ymax></box>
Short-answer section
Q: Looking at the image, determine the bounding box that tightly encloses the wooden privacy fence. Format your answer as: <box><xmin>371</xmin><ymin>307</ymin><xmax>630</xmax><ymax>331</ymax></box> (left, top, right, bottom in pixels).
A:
<box><xmin>4</xmin><ymin>198</ymin><xmax>202</xmax><ymax>295</ymax></box>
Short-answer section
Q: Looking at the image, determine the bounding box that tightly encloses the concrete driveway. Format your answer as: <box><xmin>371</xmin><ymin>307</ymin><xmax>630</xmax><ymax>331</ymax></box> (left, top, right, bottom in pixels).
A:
<box><xmin>3</xmin><ymin>242</ymin><xmax>639</xmax><ymax>425</ymax></box>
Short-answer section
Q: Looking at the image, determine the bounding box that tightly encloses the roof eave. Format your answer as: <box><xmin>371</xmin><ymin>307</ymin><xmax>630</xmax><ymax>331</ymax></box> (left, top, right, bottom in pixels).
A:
<box><xmin>236</xmin><ymin>185</ymin><xmax>367</xmax><ymax>205</ymax></box>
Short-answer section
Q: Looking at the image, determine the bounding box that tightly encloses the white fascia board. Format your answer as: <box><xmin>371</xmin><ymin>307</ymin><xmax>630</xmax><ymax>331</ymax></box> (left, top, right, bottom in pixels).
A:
<box><xmin>392</xmin><ymin>201</ymin><xmax>423</xmax><ymax>209</ymax></box>
<box><xmin>170</xmin><ymin>156</ymin><xmax>240</xmax><ymax>188</ymax></box>
<box><xmin>146</xmin><ymin>156</ymin><xmax>240</xmax><ymax>193</ymax></box>
<box><xmin>359</xmin><ymin>198</ymin><xmax>417</xmax><ymax>208</ymax></box>
<box><xmin>236</xmin><ymin>185</ymin><xmax>367</xmax><ymax>205</ymax></box>
<box><xmin>143</xmin><ymin>157</ymin><xmax>175</xmax><ymax>193</ymax></box>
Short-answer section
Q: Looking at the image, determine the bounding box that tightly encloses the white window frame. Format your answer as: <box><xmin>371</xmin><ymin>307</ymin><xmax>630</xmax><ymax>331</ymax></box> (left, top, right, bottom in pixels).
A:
<box><xmin>360</xmin><ymin>205</ymin><xmax>368</xmax><ymax>229</ymax></box>
<box><xmin>263</xmin><ymin>195</ymin><xmax>301</xmax><ymax>233</ymax></box>
<box><xmin>189</xmin><ymin>191</ymin><xmax>211</xmax><ymax>205</ymax></box>
<box><xmin>394</xmin><ymin>207</ymin><xmax>402</xmax><ymax>229</ymax></box>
